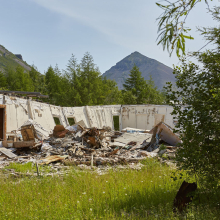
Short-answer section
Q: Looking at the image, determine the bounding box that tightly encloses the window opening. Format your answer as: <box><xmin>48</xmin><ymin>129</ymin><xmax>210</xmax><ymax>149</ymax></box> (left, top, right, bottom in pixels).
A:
<box><xmin>67</xmin><ymin>118</ymin><xmax>75</xmax><ymax>126</ymax></box>
<box><xmin>113</xmin><ymin>116</ymin><xmax>119</xmax><ymax>131</ymax></box>
<box><xmin>53</xmin><ymin>117</ymin><xmax>61</xmax><ymax>125</ymax></box>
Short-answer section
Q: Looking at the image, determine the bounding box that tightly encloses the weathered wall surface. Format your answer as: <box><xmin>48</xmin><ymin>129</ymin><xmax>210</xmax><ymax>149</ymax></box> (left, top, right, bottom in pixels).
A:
<box><xmin>121</xmin><ymin>105</ymin><xmax>175</xmax><ymax>130</ymax></box>
<box><xmin>63</xmin><ymin>106</ymin><xmax>89</xmax><ymax>127</ymax></box>
<box><xmin>0</xmin><ymin>95</ymin><xmax>3</xmax><ymax>104</ymax></box>
<box><xmin>86</xmin><ymin>105</ymin><xmax>121</xmax><ymax>129</ymax></box>
<box><xmin>30</xmin><ymin>101</ymin><xmax>56</xmax><ymax>131</ymax></box>
<box><xmin>2</xmin><ymin>96</ymin><xmax>175</xmax><ymax>133</ymax></box>
<box><xmin>5</xmin><ymin>96</ymin><xmax>29</xmax><ymax>132</ymax></box>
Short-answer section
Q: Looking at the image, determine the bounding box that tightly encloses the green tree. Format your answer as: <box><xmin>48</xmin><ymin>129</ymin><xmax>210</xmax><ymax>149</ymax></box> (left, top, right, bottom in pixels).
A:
<box><xmin>29</xmin><ymin>65</ymin><xmax>46</xmax><ymax>93</ymax></box>
<box><xmin>45</xmin><ymin>66</ymin><xmax>63</xmax><ymax>105</ymax></box>
<box><xmin>64</xmin><ymin>54</ymin><xmax>82</xmax><ymax>106</ymax></box>
<box><xmin>7</xmin><ymin>66</ymin><xmax>34</xmax><ymax>92</ymax></box>
<box><xmin>101</xmin><ymin>77</ymin><xmax>122</xmax><ymax>105</ymax></box>
<box><xmin>0</xmin><ymin>72</ymin><xmax>7</xmax><ymax>88</ymax></box>
<box><xmin>78</xmin><ymin>52</ymin><xmax>104</xmax><ymax>105</ymax></box>
<box><xmin>164</xmin><ymin>8</ymin><xmax>220</xmax><ymax>188</ymax></box>
<box><xmin>122</xmin><ymin>65</ymin><xmax>164</xmax><ymax>104</ymax></box>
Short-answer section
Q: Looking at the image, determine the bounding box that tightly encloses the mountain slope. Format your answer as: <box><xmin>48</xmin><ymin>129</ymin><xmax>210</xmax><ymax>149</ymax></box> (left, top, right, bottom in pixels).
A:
<box><xmin>103</xmin><ymin>52</ymin><xmax>175</xmax><ymax>90</ymax></box>
<box><xmin>0</xmin><ymin>45</ymin><xmax>31</xmax><ymax>72</ymax></box>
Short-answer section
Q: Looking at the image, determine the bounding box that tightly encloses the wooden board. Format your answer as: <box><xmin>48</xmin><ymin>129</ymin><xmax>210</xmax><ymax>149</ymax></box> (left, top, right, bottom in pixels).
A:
<box><xmin>21</xmin><ymin>125</ymin><xmax>35</xmax><ymax>141</ymax></box>
<box><xmin>13</xmin><ymin>140</ymin><xmax>35</xmax><ymax>148</ymax></box>
<box><xmin>0</xmin><ymin>147</ymin><xmax>17</xmax><ymax>158</ymax></box>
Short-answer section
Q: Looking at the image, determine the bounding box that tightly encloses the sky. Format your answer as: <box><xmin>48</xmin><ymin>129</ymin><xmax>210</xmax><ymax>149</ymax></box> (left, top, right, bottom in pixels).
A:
<box><xmin>0</xmin><ymin>0</ymin><xmax>217</xmax><ymax>74</ymax></box>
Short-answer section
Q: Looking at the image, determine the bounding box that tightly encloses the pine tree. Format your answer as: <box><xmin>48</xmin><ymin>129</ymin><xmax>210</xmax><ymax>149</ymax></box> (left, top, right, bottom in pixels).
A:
<box><xmin>123</xmin><ymin>64</ymin><xmax>148</xmax><ymax>104</ymax></box>
<box><xmin>78</xmin><ymin>52</ymin><xmax>103</xmax><ymax>105</ymax></box>
<box><xmin>0</xmin><ymin>72</ymin><xmax>7</xmax><ymax>88</ymax></box>
<box><xmin>45</xmin><ymin>66</ymin><xmax>62</xmax><ymax>104</ymax></box>
<box><xmin>123</xmin><ymin>64</ymin><xmax>164</xmax><ymax>104</ymax></box>
<box><xmin>29</xmin><ymin>65</ymin><xmax>45</xmax><ymax>93</ymax></box>
<box><xmin>64</xmin><ymin>55</ymin><xmax>82</xmax><ymax>106</ymax></box>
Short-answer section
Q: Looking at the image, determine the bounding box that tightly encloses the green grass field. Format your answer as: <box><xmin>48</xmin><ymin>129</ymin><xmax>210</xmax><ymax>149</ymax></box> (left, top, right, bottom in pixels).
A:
<box><xmin>0</xmin><ymin>159</ymin><xmax>219</xmax><ymax>219</ymax></box>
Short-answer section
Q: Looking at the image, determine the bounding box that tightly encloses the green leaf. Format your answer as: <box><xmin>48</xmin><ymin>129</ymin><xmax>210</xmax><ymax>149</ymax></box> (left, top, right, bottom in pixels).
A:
<box><xmin>183</xmin><ymin>35</ymin><xmax>194</xmax><ymax>40</ymax></box>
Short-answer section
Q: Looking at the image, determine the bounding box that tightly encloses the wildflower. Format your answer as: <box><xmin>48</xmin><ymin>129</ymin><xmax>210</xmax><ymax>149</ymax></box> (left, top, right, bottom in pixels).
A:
<box><xmin>125</xmin><ymin>194</ymin><xmax>127</xmax><ymax>196</ymax></box>
<box><xmin>106</xmin><ymin>181</ymin><xmax>108</xmax><ymax>182</ymax></box>
<box><xmin>82</xmin><ymin>192</ymin><xmax>86</xmax><ymax>195</ymax></box>
<box><xmin>90</xmin><ymin>208</ymin><xmax>92</xmax><ymax>211</ymax></box>
<box><xmin>77</xmin><ymin>201</ymin><xmax>79</xmax><ymax>203</ymax></box>
<box><xmin>103</xmin><ymin>191</ymin><xmax>105</xmax><ymax>194</ymax></box>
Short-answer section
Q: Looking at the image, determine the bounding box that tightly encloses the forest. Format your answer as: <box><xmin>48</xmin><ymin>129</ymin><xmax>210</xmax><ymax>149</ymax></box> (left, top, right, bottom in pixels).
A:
<box><xmin>0</xmin><ymin>52</ymin><xmax>165</xmax><ymax>107</ymax></box>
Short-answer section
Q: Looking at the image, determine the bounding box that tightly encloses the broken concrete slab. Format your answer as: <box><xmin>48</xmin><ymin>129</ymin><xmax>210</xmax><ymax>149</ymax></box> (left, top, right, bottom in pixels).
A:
<box><xmin>149</xmin><ymin>122</ymin><xmax>181</xmax><ymax>146</ymax></box>
<box><xmin>113</xmin><ymin>132</ymin><xmax>152</xmax><ymax>146</ymax></box>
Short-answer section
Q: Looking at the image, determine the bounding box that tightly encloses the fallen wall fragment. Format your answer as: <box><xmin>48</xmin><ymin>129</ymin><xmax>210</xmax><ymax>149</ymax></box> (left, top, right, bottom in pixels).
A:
<box><xmin>149</xmin><ymin>122</ymin><xmax>181</xmax><ymax>146</ymax></box>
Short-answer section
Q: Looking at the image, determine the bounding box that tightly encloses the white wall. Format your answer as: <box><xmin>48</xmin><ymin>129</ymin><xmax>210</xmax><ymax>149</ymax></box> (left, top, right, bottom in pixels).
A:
<box><xmin>0</xmin><ymin>95</ymin><xmax>3</xmax><ymax>104</ymax></box>
<box><xmin>5</xmin><ymin>96</ymin><xmax>29</xmax><ymax>132</ymax></box>
<box><xmin>121</xmin><ymin>105</ymin><xmax>175</xmax><ymax>130</ymax></box>
<box><xmin>3</xmin><ymin>95</ymin><xmax>175</xmax><ymax>133</ymax></box>
<box><xmin>30</xmin><ymin>101</ymin><xmax>56</xmax><ymax>131</ymax></box>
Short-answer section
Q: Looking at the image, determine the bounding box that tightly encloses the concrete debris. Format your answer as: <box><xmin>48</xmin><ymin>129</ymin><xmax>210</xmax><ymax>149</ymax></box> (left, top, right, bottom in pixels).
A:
<box><xmin>0</xmin><ymin>122</ymin><xmax>180</xmax><ymax>170</ymax></box>
<box><xmin>149</xmin><ymin>122</ymin><xmax>181</xmax><ymax>146</ymax></box>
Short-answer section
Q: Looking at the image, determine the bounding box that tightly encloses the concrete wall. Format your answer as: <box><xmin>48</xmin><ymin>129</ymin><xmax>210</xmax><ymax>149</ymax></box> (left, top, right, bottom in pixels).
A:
<box><xmin>0</xmin><ymin>95</ymin><xmax>3</xmax><ymax>104</ymax></box>
<box><xmin>30</xmin><ymin>101</ymin><xmax>56</xmax><ymax>132</ymax></box>
<box><xmin>5</xmin><ymin>96</ymin><xmax>29</xmax><ymax>132</ymax></box>
<box><xmin>121</xmin><ymin>105</ymin><xmax>175</xmax><ymax>130</ymax></box>
<box><xmin>2</xmin><ymin>95</ymin><xmax>175</xmax><ymax>133</ymax></box>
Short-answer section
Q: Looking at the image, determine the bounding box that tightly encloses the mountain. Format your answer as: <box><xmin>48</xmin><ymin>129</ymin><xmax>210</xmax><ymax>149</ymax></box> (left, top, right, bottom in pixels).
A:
<box><xmin>0</xmin><ymin>45</ymin><xmax>31</xmax><ymax>73</ymax></box>
<box><xmin>102</xmin><ymin>51</ymin><xmax>175</xmax><ymax>90</ymax></box>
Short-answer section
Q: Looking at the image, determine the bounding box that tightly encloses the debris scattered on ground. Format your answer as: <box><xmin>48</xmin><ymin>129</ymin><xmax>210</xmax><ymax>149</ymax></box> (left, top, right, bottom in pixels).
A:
<box><xmin>0</xmin><ymin>121</ymin><xmax>180</xmax><ymax>171</ymax></box>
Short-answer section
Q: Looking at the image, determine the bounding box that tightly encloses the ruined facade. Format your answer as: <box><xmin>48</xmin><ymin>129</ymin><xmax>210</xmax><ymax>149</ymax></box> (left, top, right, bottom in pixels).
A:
<box><xmin>0</xmin><ymin>94</ymin><xmax>175</xmax><ymax>146</ymax></box>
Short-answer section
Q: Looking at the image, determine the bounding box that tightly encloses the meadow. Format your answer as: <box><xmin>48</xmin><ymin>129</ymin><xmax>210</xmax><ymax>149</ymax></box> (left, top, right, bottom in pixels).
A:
<box><xmin>0</xmin><ymin>159</ymin><xmax>219</xmax><ymax>219</ymax></box>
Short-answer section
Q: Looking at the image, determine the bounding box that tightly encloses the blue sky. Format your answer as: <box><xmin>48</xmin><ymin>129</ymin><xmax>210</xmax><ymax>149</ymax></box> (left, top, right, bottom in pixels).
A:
<box><xmin>0</xmin><ymin>0</ymin><xmax>217</xmax><ymax>74</ymax></box>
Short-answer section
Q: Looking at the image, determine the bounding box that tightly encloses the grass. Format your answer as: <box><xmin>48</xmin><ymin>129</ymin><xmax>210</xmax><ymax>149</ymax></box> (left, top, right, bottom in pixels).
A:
<box><xmin>0</xmin><ymin>159</ymin><xmax>219</xmax><ymax>219</ymax></box>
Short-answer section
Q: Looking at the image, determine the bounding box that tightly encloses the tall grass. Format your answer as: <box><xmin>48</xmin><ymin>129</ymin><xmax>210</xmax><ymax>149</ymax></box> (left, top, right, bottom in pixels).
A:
<box><xmin>0</xmin><ymin>159</ymin><xmax>219</xmax><ymax>219</ymax></box>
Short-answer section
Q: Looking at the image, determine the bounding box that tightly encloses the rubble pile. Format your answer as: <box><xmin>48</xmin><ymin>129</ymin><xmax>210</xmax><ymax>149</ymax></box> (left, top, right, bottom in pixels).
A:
<box><xmin>0</xmin><ymin>120</ymin><xmax>181</xmax><ymax>170</ymax></box>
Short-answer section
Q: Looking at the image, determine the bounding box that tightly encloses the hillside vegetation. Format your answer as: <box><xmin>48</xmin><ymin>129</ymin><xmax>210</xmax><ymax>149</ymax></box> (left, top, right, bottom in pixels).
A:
<box><xmin>0</xmin><ymin>45</ymin><xmax>31</xmax><ymax>73</ymax></box>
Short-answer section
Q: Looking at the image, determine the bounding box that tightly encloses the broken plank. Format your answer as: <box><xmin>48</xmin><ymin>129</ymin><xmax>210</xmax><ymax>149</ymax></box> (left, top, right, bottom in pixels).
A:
<box><xmin>13</xmin><ymin>140</ymin><xmax>35</xmax><ymax>148</ymax></box>
<box><xmin>0</xmin><ymin>147</ymin><xmax>17</xmax><ymax>158</ymax></box>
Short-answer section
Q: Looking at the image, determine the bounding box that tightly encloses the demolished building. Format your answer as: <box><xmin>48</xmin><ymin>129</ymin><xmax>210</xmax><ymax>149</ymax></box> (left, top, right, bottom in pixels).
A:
<box><xmin>0</xmin><ymin>92</ymin><xmax>183</xmax><ymax>169</ymax></box>
<box><xmin>0</xmin><ymin>94</ymin><xmax>176</xmax><ymax>146</ymax></box>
